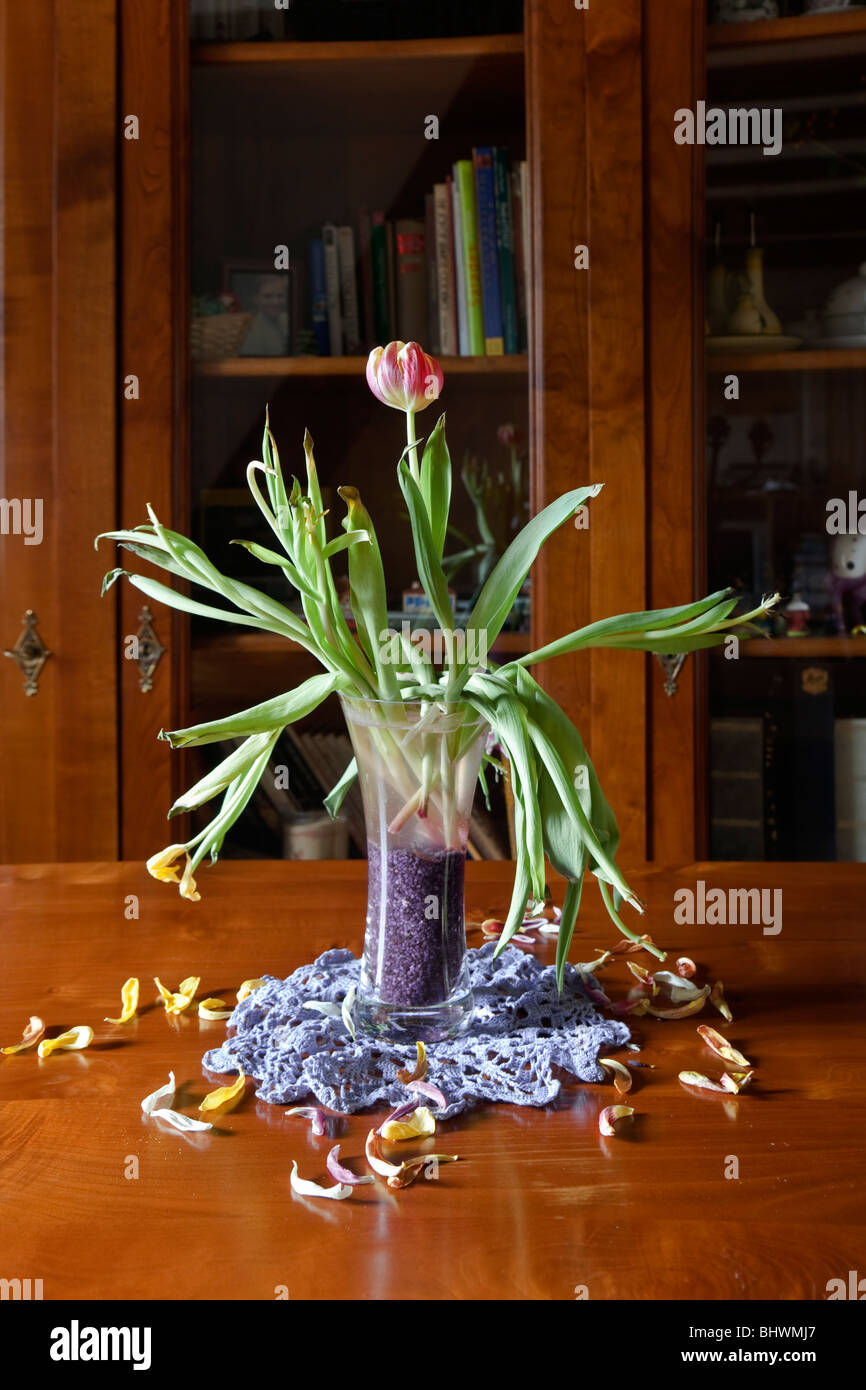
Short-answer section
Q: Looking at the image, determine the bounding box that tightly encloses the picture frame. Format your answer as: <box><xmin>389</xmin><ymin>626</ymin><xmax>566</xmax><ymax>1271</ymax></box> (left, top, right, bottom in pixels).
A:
<box><xmin>222</xmin><ymin>259</ymin><xmax>291</xmax><ymax>357</ymax></box>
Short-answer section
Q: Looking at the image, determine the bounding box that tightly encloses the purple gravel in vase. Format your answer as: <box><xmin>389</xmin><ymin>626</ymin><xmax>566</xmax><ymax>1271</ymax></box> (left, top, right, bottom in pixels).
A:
<box><xmin>364</xmin><ymin>844</ymin><xmax>467</xmax><ymax>1006</ymax></box>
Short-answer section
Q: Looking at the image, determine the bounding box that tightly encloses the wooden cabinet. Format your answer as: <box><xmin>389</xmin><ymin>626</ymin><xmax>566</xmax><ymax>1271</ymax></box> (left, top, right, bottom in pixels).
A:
<box><xmin>9</xmin><ymin>2</ymin><xmax>856</xmax><ymax>868</ymax></box>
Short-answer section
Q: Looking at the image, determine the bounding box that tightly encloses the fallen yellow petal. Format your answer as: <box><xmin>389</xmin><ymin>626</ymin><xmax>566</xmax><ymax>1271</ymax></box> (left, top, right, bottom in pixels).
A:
<box><xmin>237</xmin><ymin>978</ymin><xmax>267</xmax><ymax>1003</ymax></box>
<box><xmin>2</xmin><ymin>1015</ymin><xmax>45</xmax><ymax>1055</ymax></box>
<box><xmin>599</xmin><ymin>1058</ymin><xmax>633</xmax><ymax>1096</ymax></box>
<box><xmin>199</xmin><ymin>1069</ymin><xmax>246</xmax><ymax>1116</ymax></box>
<box><xmin>386</xmin><ymin>1154</ymin><xmax>459</xmax><ymax>1189</ymax></box>
<box><xmin>104</xmin><ymin>977</ymin><xmax>140</xmax><ymax>1025</ymax></box>
<box><xmin>396</xmin><ymin>1040</ymin><xmax>427</xmax><ymax>1085</ymax></box>
<box><xmin>290</xmin><ymin>1160</ymin><xmax>352</xmax><ymax>1201</ymax></box>
<box><xmin>198</xmin><ymin>998</ymin><xmax>233</xmax><ymax>1021</ymax></box>
<box><xmin>37</xmin><ymin>1025</ymin><xmax>93</xmax><ymax>1059</ymax></box>
<box><xmin>599</xmin><ymin>1105</ymin><xmax>634</xmax><ymax>1136</ymax></box>
<box><xmin>696</xmin><ymin>1024</ymin><xmax>751</xmax><ymax>1069</ymax></box>
<box><xmin>146</xmin><ymin>843</ymin><xmax>187</xmax><ymax>884</ymax></box>
<box><xmin>710</xmin><ymin>981</ymin><xmax>733</xmax><ymax>1022</ymax></box>
<box><xmin>679</xmin><ymin>1070</ymin><xmax>727</xmax><ymax>1093</ymax></box>
<box><xmin>380</xmin><ymin>1105</ymin><xmax>436</xmax><ymax>1142</ymax></box>
<box><xmin>154</xmin><ymin>976</ymin><xmax>198</xmax><ymax>1015</ymax></box>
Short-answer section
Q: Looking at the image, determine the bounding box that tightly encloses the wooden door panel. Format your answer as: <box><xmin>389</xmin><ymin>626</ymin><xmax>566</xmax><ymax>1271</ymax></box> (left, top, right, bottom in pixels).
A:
<box><xmin>0</xmin><ymin>0</ymin><xmax>118</xmax><ymax>862</ymax></box>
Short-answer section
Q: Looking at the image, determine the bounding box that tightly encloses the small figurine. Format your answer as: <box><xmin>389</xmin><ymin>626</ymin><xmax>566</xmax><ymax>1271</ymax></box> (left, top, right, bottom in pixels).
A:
<box><xmin>827</xmin><ymin>533</ymin><xmax>866</xmax><ymax>633</ymax></box>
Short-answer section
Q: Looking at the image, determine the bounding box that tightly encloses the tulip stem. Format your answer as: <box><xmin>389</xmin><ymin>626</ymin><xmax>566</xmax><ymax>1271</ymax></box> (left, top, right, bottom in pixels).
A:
<box><xmin>405</xmin><ymin>409</ymin><xmax>421</xmax><ymax>487</ymax></box>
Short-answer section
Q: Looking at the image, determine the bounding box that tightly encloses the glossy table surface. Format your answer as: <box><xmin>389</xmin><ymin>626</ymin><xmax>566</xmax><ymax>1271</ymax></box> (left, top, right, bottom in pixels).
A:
<box><xmin>0</xmin><ymin>860</ymin><xmax>863</xmax><ymax>1302</ymax></box>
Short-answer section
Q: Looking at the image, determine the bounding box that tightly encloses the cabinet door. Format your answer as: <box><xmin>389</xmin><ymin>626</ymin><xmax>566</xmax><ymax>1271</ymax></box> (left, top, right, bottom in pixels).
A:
<box><xmin>0</xmin><ymin>0</ymin><xmax>118</xmax><ymax>862</ymax></box>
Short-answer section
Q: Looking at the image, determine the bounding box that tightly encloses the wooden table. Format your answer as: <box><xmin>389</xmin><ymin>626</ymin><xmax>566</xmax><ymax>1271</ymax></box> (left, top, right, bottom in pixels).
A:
<box><xmin>1</xmin><ymin>860</ymin><xmax>863</xmax><ymax>1302</ymax></box>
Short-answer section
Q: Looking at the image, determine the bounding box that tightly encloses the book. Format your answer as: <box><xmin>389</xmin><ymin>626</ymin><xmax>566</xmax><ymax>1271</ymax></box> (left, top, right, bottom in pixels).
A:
<box><xmin>709</xmin><ymin>718</ymin><xmax>765</xmax><ymax>861</ymax></box>
<box><xmin>322</xmin><ymin>223</ymin><xmax>343</xmax><ymax>356</ymax></box>
<box><xmin>520</xmin><ymin>161</ymin><xmax>530</xmax><ymax>345</ymax></box>
<box><xmin>472</xmin><ymin>147</ymin><xmax>504</xmax><ymax>355</ymax></box>
<box><xmin>433</xmin><ymin>182</ymin><xmax>457</xmax><ymax>356</ymax></box>
<box><xmin>424</xmin><ymin>193</ymin><xmax>439</xmax><ymax>354</ymax></box>
<box><xmin>308</xmin><ymin>238</ymin><xmax>330</xmax><ymax>356</ymax></box>
<box><xmin>357</xmin><ymin>209</ymin><xmax>375</xmax><ymax>349</ymax></box>
<box><xmin>834</xmin><ymin>719</ymin><xmax>866</xmax><ymax>861</ymax></box>
<box><xmin>454</xmin><ymin>159</ymin><xmax>484</xmax><ymax>355</ymax></box>
<box><xmin>370</xmin><ymin>212</ymin><xmax>389</xmax><ymax>344</ymax></box>
<box><xmin>511</xmin><ymin>166</ymin><xmax>528</xmax><ymax>353</ymax></box>
<box><xmin>385</xmin><ymin>219</ymin><xmax>397</xmax><ymax>339</ymax></box>
<box><xmin>493</xmin><ymin>148</ymin><xmax>519</xmax><ymax>355</ymax></box>
<box><xmin>394</xmin><ymin>217</ymin><xmax>426</xmax><ymax>344</ymax></box>
<box><xmin>451</xmin><ymin>173</ymin><xmax>469</xmax><ymax>356</ymax></box>
<box><xmin>337</xmin><ymin>224</ymin><xmax>362</xmax><ymax>353</ymax></box>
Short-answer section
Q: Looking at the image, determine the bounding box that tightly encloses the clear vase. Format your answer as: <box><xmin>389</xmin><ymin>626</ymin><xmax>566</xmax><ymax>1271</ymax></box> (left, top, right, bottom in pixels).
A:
<box><xmin>340</xmin><ymin>695</ymin><xmax>488</xmax><ymax>1043</ymax></box>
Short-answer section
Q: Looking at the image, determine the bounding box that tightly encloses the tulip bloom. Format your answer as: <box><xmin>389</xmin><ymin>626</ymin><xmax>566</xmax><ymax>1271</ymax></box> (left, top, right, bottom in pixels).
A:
<box><xmin>366</xmin><ymin>341</ymin><xmax>444</xmax><ymax>488</ymax></box>
<box><xmin>366</xmin><ymin>341</ymin><xmax>443</xmax><ymax>414</ymax></box>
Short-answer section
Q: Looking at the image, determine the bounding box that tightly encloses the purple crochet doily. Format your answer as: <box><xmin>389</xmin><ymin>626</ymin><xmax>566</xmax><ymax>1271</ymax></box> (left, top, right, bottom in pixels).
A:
<box><xmin>203</xmin><ymin>943</ymin><xmax>629</xmax><ymax>1119</ymax></box>
<box><xmin>202</xmin><ymin>945</ymin><xmax>631</xmax><ymax>1117</ymax></box>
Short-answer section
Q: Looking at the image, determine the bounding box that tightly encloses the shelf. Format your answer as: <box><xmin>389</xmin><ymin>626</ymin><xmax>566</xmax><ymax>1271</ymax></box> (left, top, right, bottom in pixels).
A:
<box><xmin>192</xmin><ymin>35</ymin><xmax>525</xmax><ymax>66</ymax></box>
<box><xmin>739</xmin><ymin>637</ymin><xmax>866</xmax><ymax>659</ymax></box>
<box><xmin>194</xmin><ymin>355</ymin><xmax>529</xmax><ymax>379</ymax></box>
<box><xmin>706</xmin><ymin>348</ymin><xmax>866</xmax><ymax>374</ymax></box>
<box><xmin>709</xmin><ymin>10</ymin><xmax>866</xmax><ymax>63</ymax></box>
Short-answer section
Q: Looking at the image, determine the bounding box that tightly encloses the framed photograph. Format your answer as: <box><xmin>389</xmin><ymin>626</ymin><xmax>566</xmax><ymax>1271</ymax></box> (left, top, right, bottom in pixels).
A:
<box><xmin>222</xmin><ymin>260</ymin><xmax>290</xmax><ymax>357</ymax></box>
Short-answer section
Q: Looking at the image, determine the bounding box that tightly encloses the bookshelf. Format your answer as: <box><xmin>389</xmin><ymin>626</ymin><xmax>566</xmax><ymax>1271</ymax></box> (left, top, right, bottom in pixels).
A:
<box><xmin>707</xmin><ymin>348</ymin><xmax>866</xmax><ymax>374</ymax></box>
<box><xmin>708</xmin><ymin>8</ymin><xmax>866</xmax><ymax>58</ymax></box>
<box><xmin>195</xmin><ymin>354</ymin><xmax>529</xmax><ymax>378</ymax></box>
<box><xmin>192</xmin><ymin>36</ymin><xmax>525</xmax><ymax>65</ymax></box>
<box><xmin>741</xmin><ymin>637</ymin><xmax>866</xmax><ymax>660</ymax></box>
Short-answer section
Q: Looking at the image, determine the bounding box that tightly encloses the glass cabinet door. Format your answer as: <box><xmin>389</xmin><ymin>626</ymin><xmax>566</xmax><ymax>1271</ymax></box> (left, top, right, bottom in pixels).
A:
<box><xmin>187</xmin><ymin>0</ymin><xmax>528</xmax><ymax>860</ymax></box>
<box><xmin>703</xmin><ymin>10</ymin><xmax>866</xmax><ymax>862</ymax></box>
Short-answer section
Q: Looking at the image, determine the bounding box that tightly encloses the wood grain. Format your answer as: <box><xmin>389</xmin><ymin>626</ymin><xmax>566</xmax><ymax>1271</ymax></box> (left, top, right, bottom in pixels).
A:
<box><xmin>119</xmin><ymin>0</ymin><xmax>190</xmax><ymax>857</ymax></box>
<box><xmin>644</xmin><ymin>0</ymin><xmax>706</xmax><ymax>864</ymax></box>
<box><xmin>0</xmin><ymin>859</ymin><xmax>863</xmax><ymax>1301</ymax></box>
<box><xmin>0</xmin><ymin>0</ymin><xmax>118</xmax><ymax>862</ymax></box>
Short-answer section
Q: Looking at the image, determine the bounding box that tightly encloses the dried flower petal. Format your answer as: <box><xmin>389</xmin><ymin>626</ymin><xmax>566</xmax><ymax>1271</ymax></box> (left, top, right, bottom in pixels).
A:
<box><xmin>627</xmin><ymin>961</ymin><xmax>654</xmax><ymax>985</ymax></box>
<box><xmin>198</xmin><ymin>998</ymin><xmax>233</xmax><ymax>1021</ymax></box>
<box><xmin>481</xmin><ymin>918</ymin><xmax>504</xmax><ymax>936</ymax></box>
<box><xmin>236</xmin><ymin>978</ymin><xmax>267</xmax><ymax>1003</ymax></box>
<box><xmin>610</xmin><ymin>995</ymin><xmax>651</xmax><ymax>1017</ymax></box>
<box><xmin>326</xmin><ymin>1144</ymin><xmax>375</xmax><ymax>1187</ymax></box>
<box><xmin>141</xmin><ymin>1071</ymin><xmax>176</xmax><ymax>1114</ymax></box>
<box><xmin>386</xmin><ymin>1153</ymin><xmax>458</xmax><ymax>1189</ymax></box>
<box><xmin>376</xmin><ymin>1098</ymin><xmax>419</xmax><ymax>1135</ymax></box>
<box><xmin>341</xmin><ymin>984</ymin><xmax>357</xmax><ymax>1041</ymax></box>
<box><xmin>289</xmin><ymin>1161</ymin><xmax>352</xmax><ymax>1200</ymax></box>
<box><xmin>646</xmin><ymin>990</ymin><xmax>709</xmax><ymax>1019</ymax></box>
<box><xmin>37</xmin><ymin>1025</ymin><xmax>93</xmax><ymax>1059</ymax></box>
<box><xmin>652</xmin><ymin>970</ymin><xmax>705</xmax><ymax>1004</ymax></box>
<box><xmin>151</xmin><ymin>1108</ymin><xmax>212</xmax><ymax>1132</ymax></box>
<box><xmin>599</xmin><ymin>1105</ymin><xmax>634</xmax><ymax>1136</ymax></box>
<box><xmin>676</xmin><ymin>957</ymin><xmax>697</xmax><ymax>979</ymax></box>
<box><xmin>199</xmin><ymin>1069</ymin><xmax>246</xmax><ymax>1116</ymax></box>
<box><xmin>366</xmin><ymin>1128</ymin><xmax>402</xmax><ymax>1177</ymax></box>
<box><xmin>577</xmin><ymin>951</ymin><xmax>612</xmax><ymax>974</ymax></box>
<box><xmin>678</xmin><ymin>1070</ymin><xmax>727</xmax><ymax>1093</ymax></box>
<box><xmin>2</xmin><ymin>1016</ymin><xmax>45</xmax><ymax>1055</ymax></box>
<box><xmin>154</xmin><ymin>975</ymin><xmax>198</xmax><ymax>1015</ymax></box>
<box><xmin>104</xmin><ymin>978</ymin><xmax>140</xmax><ymax>1025</ymax></box>
<box><xmin>302</xmin><ymin>1001</ymin><xmax>342</xmax><ymax>1019</ymax></box>
<box><xmin>406</xmin><ymin>1079</ymin><xmax>447</xmax><ymax>1110</ymax></box>
<box><xmin>577</xmin><ymin>970</ymin><xmax>611</xmax><ymax>1008</ymax></box>
<box><xmin>696</xmin><ymin>1025</ymin><xmax>751</xmax><ymax>1069</ymax></box>
<box><xmin>710</xmin><ymin>981</ymin><xmax>732</xmax><ymax>1022</ymax></box>
<box><xmin>721</xmin><ymin>1069</ymin><xmax>755</xmax><ymax>1093</ymax></box>
<box><xmin>381</xmin><ymin>1105</ymin><xmax>435</xmax><ymax>1142</ymax></box>
<box><xmin>286</xmin><ymin>1106</ymin><xmax>327</xmax><ymax>1136</ymax></box>
<box><xmin>606</xmin><ymin>933</ymin><xmax>658</xmax><ymax>956</ymax></box>
<box><xmin>599</xmin><ymin>1058</ymin><xmax>633</xmax><ymax>1095</ymax></box>
<box><xmin>396</xmin><ymin>1041</ymin><xmax>427</xmax><ymax>1085</ymax></box>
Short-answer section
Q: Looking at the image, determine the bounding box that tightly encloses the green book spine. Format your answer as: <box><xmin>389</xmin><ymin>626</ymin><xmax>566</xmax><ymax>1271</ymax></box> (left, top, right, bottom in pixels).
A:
<box><xmin>455</xmin><ymin>159</ymin><xmax>484</xmax><ymax>356</ymax></box>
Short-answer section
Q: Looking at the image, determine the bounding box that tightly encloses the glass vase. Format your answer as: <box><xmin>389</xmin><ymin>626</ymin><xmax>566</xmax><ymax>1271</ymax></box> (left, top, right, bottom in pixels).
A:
<box><xmin>340</xmin><ymin>695</ymin><xmax>488</xmax><ymax>1042</ymax></box>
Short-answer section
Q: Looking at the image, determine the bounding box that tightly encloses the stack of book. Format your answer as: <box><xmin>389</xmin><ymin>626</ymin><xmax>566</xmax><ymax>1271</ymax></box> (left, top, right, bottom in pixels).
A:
<box><xmin>307</xmin><ymin>150</ymin><xmax>529</xmax><ymax>358</ymax></box>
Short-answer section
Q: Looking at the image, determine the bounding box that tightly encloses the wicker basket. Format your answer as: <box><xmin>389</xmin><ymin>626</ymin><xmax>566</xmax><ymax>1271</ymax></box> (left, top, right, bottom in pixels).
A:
<box><xmin>190</xmin><ymin>312</ymin><xmax>253</xmax><ymax>361</ymax></box>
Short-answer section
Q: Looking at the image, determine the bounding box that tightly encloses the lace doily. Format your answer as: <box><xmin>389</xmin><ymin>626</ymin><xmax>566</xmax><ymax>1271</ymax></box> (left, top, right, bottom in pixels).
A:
<box><xmin>202</xmin><ymin>943</ymin><xmax>630</xmax><ymax>1119</ymax></box>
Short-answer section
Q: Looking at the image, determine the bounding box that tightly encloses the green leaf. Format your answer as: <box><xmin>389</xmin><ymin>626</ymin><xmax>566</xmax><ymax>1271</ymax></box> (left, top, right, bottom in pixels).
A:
<box><xmin>169</xmin><ymin>732</ymin><xmax>279</xmax><ymax>816</ymax></box>
<box><xmin>230</xmin><ymin>540</ymin><xmax>320</xmax><ymax>600</ymax></box>
<box><xmin>397</xmin><ymin>459</ymin><xmax>455</xmax><ymax>638</ymax></box>
<box><xmin>419</xmin><ymin>413</ymin><xmax>451</xmax><ymax>561</ymax></box>
<box><xmin>517</xmin><ymin>590</ymin><xmax>736</xmax><ymax>665</ymax></box>
<box><xmin>555</xmin><ymin>872</ymin><xmax>586</xmax><ymax>992</ymax></box>
<box><xmin>115</xmin><ymin>571</ymin><xmax>291</xmax><ymax>634</ymax></box>
<box><xmin>323</xmin><ymin>758</ymin><xmax>358</xmax><ymax>819</ymax></box>
<box><xmin>338</xmin><ymin>487</ymin><xmax>398</xmax><ymax>696</ymax></box>
<box><xmin>323</xmin><ymin>529</ymin><xmax>371</xmax><ymax>559</ymax></box>
<box><xmin>160</xmin><ymin>670</ymin><xmax>350</xmax><ymax>748</ymax></box>
<box><xmin>466</xmin><ymin>485</ymin><xmax>602</xmax><ymax>650</ymax></box>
